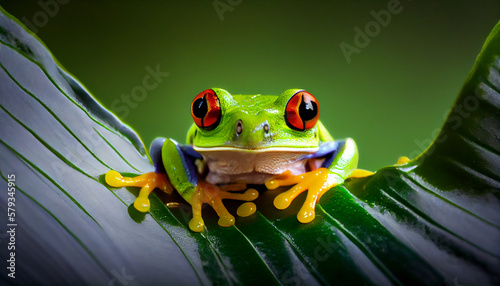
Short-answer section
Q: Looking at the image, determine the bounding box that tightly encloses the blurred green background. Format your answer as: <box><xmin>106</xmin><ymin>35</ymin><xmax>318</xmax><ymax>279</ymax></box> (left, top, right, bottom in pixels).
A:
<box><xmin>1</xmin><ymin>0</ymin><xmax>499</xmax><ymax>170</ymax></box>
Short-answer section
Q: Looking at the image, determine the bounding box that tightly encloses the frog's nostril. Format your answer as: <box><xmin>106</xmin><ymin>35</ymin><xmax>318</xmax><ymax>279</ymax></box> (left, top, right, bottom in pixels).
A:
<box><xmin>264</xmin><ymin>123</ymin><xmax>270</xmax><ymax>134</ymax></box>
<box><xmin>236</xmin><ymin>120</ymin><xmax>243</xmax><ymax>135</ymax></box>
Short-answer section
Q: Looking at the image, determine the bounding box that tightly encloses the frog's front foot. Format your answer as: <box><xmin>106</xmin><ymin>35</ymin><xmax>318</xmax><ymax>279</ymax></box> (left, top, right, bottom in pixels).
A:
<box><xmin>188</xmin><ymin>182</ymin><xmax>259</xmax><ymax>232</ymax></box>
<box><xmin>105</xmin><ymin>170</ymin><xmax>172</xmax><ymax>212</ymax></box>
<box><xmin>265</xmin><ymin>168</ymin><xmax>343</xmax><ymax>223</ymax></box>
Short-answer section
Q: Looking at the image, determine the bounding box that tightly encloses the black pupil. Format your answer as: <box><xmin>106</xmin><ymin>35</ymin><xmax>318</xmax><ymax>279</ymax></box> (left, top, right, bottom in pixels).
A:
<box><xmin>193</xmin><ymin>97</ymin><xmax>207</xmax><ymax>118</ymax></box>
<box><xmin>299</xmin><ymin>98</ymin><xmax>317</xmax><ymax>121</ymax></box>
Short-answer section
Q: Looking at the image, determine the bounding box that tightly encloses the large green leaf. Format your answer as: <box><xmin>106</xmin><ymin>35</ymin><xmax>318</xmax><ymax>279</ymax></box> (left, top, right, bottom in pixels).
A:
<box><xmin>0</xmin><ymin>6</ymin><xmax>498</xmax><ymax>285</ymax></box>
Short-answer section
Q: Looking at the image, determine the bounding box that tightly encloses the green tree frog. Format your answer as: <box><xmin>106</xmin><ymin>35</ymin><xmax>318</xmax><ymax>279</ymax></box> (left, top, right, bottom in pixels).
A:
<box><xmin>106</xmin><ymin>88</ymin><xmax>370</xmax><ymax>232</ymax></box>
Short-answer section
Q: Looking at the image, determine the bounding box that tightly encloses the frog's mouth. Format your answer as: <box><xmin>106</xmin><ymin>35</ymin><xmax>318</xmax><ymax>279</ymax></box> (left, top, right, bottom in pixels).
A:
<box><xmin>193</xmin><ymin>146</ymin><xmax>319</xmax><ymax>153</ymax></box>
<box><xmin>193</xmin><ymin>145</ymin><xmax>320</xmax><ymax>184</ymax></box>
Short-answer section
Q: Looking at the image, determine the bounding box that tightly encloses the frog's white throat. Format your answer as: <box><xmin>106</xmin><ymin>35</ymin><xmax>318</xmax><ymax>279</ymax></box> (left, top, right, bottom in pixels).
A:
<box><xmin>193</xmin><ymin>146</ymin><xmax>321</xmax><ymax>185</ymax></box>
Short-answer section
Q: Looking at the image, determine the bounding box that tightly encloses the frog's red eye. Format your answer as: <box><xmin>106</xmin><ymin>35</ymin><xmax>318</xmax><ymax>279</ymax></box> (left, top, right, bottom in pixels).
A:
<box><xmin>191</xmin><ymin>89</ymin><xmax>221</xmax><ymax>130</ymax></box>
<box><xmin>285</xmin><ymin>90</ymin><xmax>320</xmax><ymax>131</ymax></box>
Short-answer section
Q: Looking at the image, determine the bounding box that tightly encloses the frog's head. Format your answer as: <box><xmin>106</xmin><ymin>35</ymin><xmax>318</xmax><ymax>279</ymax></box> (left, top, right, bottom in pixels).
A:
<box><xmin>188</xmin><ymin>88</ymin><xmax>321</xmax><ymax>152</ymax></box>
